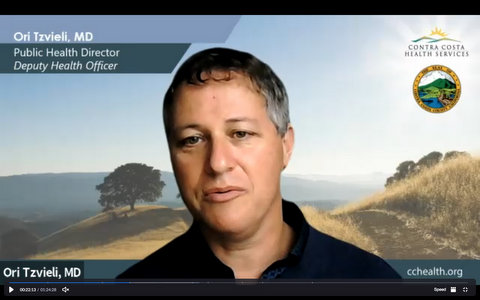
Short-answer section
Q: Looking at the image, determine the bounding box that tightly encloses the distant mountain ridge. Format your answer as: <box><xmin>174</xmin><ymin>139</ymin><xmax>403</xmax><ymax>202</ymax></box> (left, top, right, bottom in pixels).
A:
<box><xmin>0</xmin><ymin>171</ymin><xmax>385</xmax><ymax>220</ymax></box>
<box><xmin>285</xmin><ymin>172</ymin><xmax>388</xmax><ymax>187</ymax></box>
<box><xmin>0</xmin><ymin>172</ymin><xmax>180</xmax><ymax>219</ymax></box>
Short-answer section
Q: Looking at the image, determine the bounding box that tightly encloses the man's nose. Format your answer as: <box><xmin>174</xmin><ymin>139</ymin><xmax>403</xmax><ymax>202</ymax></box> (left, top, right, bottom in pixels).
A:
<box><xmin>205</xmin><ymin>137</ymin><xmax>235</xmax><ymax>175</ymax></box>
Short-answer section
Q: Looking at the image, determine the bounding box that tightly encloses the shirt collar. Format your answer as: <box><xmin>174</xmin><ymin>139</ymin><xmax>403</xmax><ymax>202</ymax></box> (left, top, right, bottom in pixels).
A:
<box><xmin>260</xmin><ymin>200</ymin><xmax>309</xmax><ymax>278</ymax></box>
<box><xmin>282</xmin><ymin>200</ymin><xmax>310</xmax><ymax>258</ymax></box>
<box><xmin>188</xmin><ymin>200</ymin><xmax>310</xmax><ymax>279</ymax></box>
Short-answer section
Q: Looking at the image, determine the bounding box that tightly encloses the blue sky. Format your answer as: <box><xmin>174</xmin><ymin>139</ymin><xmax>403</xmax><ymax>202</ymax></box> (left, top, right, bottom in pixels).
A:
<box><xmin>1</xmin><ymin>15</ymin><xmax>480</xmax><ymax>176</ymax></box>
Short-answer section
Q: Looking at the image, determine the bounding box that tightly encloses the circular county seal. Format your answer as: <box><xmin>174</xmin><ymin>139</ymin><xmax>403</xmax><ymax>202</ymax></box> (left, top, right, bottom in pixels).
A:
<box><xmin>413</xmin><ymin>65</ymin><xmax>461</xmax><ymax>113</ymax></box>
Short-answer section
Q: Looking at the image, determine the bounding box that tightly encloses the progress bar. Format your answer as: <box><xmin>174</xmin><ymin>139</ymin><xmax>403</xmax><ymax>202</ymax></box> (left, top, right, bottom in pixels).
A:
<box><xmin>4</xmin><ymin>279</ymin><xmax>477</xmax><ymax>296</ymax></box>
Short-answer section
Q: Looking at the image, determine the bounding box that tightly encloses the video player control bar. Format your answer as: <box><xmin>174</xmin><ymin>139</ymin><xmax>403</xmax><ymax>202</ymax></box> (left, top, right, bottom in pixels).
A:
<box><xmin>4</xmin><ymin>279</ymin><xmax>477</xmax><ymax>296</ymax></box>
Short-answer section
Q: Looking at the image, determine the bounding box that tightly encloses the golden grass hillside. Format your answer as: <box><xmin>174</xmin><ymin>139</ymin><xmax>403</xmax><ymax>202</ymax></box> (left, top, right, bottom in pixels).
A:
<box><xmin>301</xmin><ymin>206</ymin><xmax>379</xmax><ymax>255</ymax></box>
<box><xmin>31</xmin><ymin>155</ymin><xmax>479</xmax><ymax>261</ymax></box>
<box><xmin>33</xmin><ymin>203</ymin><xmax>379</xmax><ymax>260</ymax></box>
<box><xmin>334</xmin><ymin>155</ymin><xmax>480</xmax><ymax>258</ymax></box>
<box><xmin>31</xmin><ymin>205</ymin><xmax>192</xmax><ymax>259</ymax></box>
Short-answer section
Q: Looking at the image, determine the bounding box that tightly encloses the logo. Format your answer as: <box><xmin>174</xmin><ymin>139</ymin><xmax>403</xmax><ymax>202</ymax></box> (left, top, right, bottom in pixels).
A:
<box><xmin>413</xmin><ymin>65</ymin><xmax>461</xmax><ymax>113</ymax></box>
<box><xmin>412</xmin><ymin>27</ymin><xmax>460</xmax><ymax>43</ymax></box>
<box><xmin>405</xmin><ymin>27</ymin><xmax>469</xmax><ymax>57</ymax></box>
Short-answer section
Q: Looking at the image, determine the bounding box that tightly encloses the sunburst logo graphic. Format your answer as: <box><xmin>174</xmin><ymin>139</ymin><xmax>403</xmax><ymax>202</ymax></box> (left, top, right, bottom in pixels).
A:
<box><xmin>412</xmin><ymin>27</ymin><xmax>460</xmax><ymax>43</ymax></box>
<box><xmin>430</xmin><ymin>27</ymin><xmax>447</xmax><ymax>37</ymax></box>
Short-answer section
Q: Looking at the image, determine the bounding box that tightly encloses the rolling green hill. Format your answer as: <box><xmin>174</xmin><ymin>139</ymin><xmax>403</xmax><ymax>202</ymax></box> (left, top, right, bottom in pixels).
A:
<box><xmin>419</xmin><ymin>78</ymin><xmax>455</xmax><ymax>90</ymax></box>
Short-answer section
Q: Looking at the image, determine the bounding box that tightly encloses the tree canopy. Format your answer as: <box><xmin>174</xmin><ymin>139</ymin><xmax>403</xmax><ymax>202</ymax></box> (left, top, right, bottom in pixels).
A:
<box><xmin>385</xmin><ymin>151</ymin><xmax>470</xmax><ymax>187</ymax></box>
<box><xmin>96</xmin><ymin>163</ymin><xmax>165</xmax><ymax>211</ymax></box>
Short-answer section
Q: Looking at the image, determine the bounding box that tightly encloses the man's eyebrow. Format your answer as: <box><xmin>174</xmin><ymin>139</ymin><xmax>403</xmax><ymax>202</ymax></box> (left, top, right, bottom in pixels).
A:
<box><xmin>174</xmin><ymin>124</ymin><xmax>202</xmax><ymax>132</ymax></box>
<box><xmin>174</xmin><ymin>118</ymin><xmax>259</xmax><ymax>132</ymax></box>
<box><xmin>225</xmin><ymin>117</ymin><xmax>259</xmax><ymax>124</ymax></box>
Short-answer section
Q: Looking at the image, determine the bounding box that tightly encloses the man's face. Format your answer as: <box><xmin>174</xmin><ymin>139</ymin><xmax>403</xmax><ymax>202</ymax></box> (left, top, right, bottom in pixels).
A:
<box><xmin>169</xmin><ymin>72</ymin><xmax>293</xmax><ymax>236</ymax></box>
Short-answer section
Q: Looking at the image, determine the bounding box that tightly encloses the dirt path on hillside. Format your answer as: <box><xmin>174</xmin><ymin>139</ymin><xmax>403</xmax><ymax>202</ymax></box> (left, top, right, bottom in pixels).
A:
<box><xmin>349</xmin><ymin>209</ymin><xmax>462</xmax><ymax>259</ymax></box>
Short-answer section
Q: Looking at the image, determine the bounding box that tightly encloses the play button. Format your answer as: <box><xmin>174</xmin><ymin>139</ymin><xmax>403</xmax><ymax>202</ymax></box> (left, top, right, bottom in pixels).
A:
<box><xmin>9</xmin><ymin>286</ymin><xmax>14</xmax><ymax>293</ymax></box>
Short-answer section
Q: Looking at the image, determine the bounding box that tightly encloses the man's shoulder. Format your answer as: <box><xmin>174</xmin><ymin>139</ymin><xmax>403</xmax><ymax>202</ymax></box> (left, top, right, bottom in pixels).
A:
<box><xmin>116</xmin><ymin>229</ymin><xmax>195</xmax><ymax>279</ymax></box>
<box><xmin>298</xmin><ymin>226</ymin><xmax>401</xmax><ymax>279</ymax></box>
<box><xmin>116</xmin><ymin>225</ymin><xmax>234</xmax><ymax>279</ymax></box>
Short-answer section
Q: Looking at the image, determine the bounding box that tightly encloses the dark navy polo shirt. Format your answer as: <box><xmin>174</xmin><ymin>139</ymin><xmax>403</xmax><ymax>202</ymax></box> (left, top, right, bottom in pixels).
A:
<box><xmin>117</xmin><ymin>200</ymin><xmax>400</xmax><ymax>279</ymax></box>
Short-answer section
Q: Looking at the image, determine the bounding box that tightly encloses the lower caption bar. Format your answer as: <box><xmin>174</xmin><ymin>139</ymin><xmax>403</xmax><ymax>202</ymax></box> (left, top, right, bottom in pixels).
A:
<box><xmin>4</xmin><ymin>279</ymin><xmax>477</xmax><ymax>296</ymax></box>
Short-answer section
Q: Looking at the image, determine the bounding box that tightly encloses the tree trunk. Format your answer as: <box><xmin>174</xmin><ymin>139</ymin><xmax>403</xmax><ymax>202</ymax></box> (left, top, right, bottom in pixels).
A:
<box><xmin>130</xmin><ymin>202</ymin><xmax>135</xmax><ymax>211</ymax></box>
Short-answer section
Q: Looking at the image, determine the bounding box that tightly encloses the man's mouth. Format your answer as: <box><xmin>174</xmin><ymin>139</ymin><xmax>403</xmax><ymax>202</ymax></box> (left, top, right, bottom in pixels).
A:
<box><xmin>203</xmin><ymin>186</ymin><xmax>247</xmax><ymax>203</ymax></box>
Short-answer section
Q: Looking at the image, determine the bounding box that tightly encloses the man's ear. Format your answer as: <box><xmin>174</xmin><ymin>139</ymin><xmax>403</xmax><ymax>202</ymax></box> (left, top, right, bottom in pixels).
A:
<box><xmin>282</xmin><ymin>124</ymin><xmax>294</xmax><ymax>170</ymax></box>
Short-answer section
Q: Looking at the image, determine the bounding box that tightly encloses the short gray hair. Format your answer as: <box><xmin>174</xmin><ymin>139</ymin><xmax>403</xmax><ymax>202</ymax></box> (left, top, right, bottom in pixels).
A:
<box><xmin>163</xmin><ymin>48</ymin><xmax>290</xmax><ymax>138</ymax></box>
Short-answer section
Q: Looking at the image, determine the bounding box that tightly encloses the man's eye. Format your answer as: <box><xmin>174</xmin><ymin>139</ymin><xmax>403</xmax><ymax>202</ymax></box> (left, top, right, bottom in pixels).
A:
<box><xmin>182</xmin><ymin>136</ymin><xmax>202</xmax><ymax>146</ymax></box>
<box><xmin>233</xmin><ymin>131</ymin><xmax>250</xmax><ymax>139</ymax></box>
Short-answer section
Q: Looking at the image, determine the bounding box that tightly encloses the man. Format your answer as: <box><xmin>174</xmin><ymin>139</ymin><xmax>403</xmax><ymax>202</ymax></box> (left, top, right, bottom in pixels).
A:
<box><xmin>118</xmin><ymin>48</ymin><xmax>400</xmax><ymax>279</ymax></box>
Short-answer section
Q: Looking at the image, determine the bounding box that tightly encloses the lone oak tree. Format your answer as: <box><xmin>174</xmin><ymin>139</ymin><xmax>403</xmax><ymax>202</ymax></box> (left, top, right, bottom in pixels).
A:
<box><xmin>96</xmin><ymin>163</ymin><xmax>165</xmax><ymax>211</ymax></box>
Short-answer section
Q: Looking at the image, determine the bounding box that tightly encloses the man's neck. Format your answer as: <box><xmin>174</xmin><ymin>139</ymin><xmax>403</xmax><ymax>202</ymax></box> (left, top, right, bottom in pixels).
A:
<box><xmin>201</xmin><ymin>200</ymin><xmax>295</xmax><ymax>279</ymax></box>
